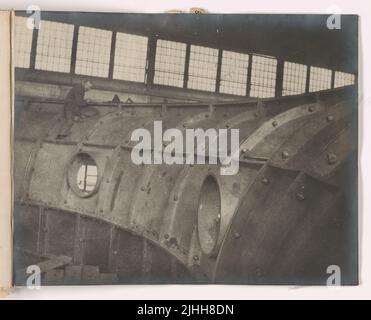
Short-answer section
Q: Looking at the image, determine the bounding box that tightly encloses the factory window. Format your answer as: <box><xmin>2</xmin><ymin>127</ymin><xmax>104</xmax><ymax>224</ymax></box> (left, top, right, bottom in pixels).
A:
<box><xmin>219</xmin><ymin>51</ymin><xmax>250</xmax><ymax>96</ymax></box>
<box><xmin>14</xmin><ymin>16</ymin><xmax>34</xmax><ymax>68</ymax></box>
<box><xmin>309</xmin><ymin>66</ymin><xmax>332</xmax><ymax>92</ymax></box>
<box><xmin>68</xmin><ymin>153</ymin><xmax>99</xmax><ymax>198</ymax></box>
<box><xmin>250</xmin><ymin>55</ymin><xmax>277</xmax><ymax>98</ymax></box>
<box><xmin>113</xmin><ymin>33</ymin><xmax>148</xmax><ymax>82</ymax></box>
<box><xmin>77</xmin><ymin>163</ymin><xmax>98</xmax><ymax>194</ymax></box>
<box><xmin>188</xmin><ymin>45</ymin><xmax>219</xmax><ymax>92</ymax></box>
<box><xmin>282</xmin><ymin>62</ymin><xmax>307</xmax><ymax>96</ymax></box>
<box><xmin>154</xmin><ymin>39</ymin><xmax>186</xmax><ymax>88</ymax></box>
<box><xmin>75</xmin><ymin>26</ymin><xmax>112</xmax><ymax>78</ymax></box>
<box><xmin>35</xmin><ymin>21</ymin><xmax>74</xmax><ymax>73</ymax></box>
<box><xmin>334</xmin><ymin>71</ymin><xmax>355</xmax><ymax>88</ymax></box>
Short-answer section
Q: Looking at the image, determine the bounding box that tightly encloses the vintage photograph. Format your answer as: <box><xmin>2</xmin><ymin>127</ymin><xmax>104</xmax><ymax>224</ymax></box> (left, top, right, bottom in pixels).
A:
<box><xmin>12</xmin><ymin>12</ymin><xmax>358</xmax><ymax>286</ymax></box>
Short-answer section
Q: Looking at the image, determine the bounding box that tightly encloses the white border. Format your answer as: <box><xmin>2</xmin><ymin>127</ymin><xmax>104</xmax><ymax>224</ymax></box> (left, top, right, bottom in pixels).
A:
<box><xmin>2</xmin><ymin>0</ymin><xmax>370</xmax><ymax>300</ymax></box>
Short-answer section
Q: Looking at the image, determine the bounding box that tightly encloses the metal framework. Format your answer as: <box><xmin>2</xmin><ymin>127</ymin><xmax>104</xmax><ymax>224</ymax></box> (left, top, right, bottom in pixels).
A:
<box><xmin>14</xmin><ymin>15</ymin><xmax>357</xmax><ymax>100</ymax></box>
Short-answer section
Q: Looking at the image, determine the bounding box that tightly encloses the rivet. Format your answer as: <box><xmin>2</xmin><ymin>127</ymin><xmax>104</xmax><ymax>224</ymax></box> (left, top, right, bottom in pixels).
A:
<box><xmin>308</xmin><ymin>106</ymin><xmax>315</xmax><ymax>112</ymax></box>
<box><xmin>241</xmin><ymin>148</ymin><xmax>248</xmax><ymax>154</ymax></box>
<box><xmin>327</xmin><ymin>153</ymin><xmax>337</xmax><ymax>165</ymax></box>
<box><xmin>79</xmin><ymin>238</ymin><xmax>84</xmax><ymax>242</ymax></box>
<box><xmin>233</xmin><ymin>232</ymin><xmax>241</xmax><ymax>239</ymax></box>
<box><xmin>173</xmin><ymin>195</ymin><xmax>178</xmax><ymax>201</ymax></box>
<box><xmin>205</xmin><ymin>114</ymin><xmax>209</xmax><ymax>118</ymax></box>
<box><xmin>282</xmin><ymin>151</ymin><xmax>289</xmax><ymax>159</ymax></box>
<box><xmin>140</xmin><ymin>186</ymin><xmax>145</xmax><ymax>191</ymax></box>
<box><xmin>226</xmin><ymin>124</ymin><xmax>230</xmax><ymax>129</ymax></box>
<box><xmin>262</xmin><ymin>177</ymin><xmax>269</xmax><ymax>185</ymax></box>
<box><xmin>215</xmin><ymin>214</ymin><xmax>221</xmax><ymax>222</ymax></box>
<box><xmin>106</xmin><ymin>178</ymin><xmax>110</xmax><ymax>183</ymax></box>
<box><xmin>113</xmin><ymin>251</ymin><xmax>118</xmax><ymax>255</ymax></box>
<box><xmin>193</xmin><ymin>255</ymin><xmax>199</xmax><ymax>261</ymax></box>
<box><xmin>272</xmin><ymin>121</ymin><xmax>278</xmax><ymax>127</ymax></box>
<box><xmin>164</xmin><ymin>234</ymin><xmax>170</xmax><ymax>239</ymax></box>
<box><xmin>296</xmin><ymin>191</ymin><xmax>305</xmax><ymax>201</ymax></box>
<box><xmin>327</xmin><ymin>115</ymin><xmax>334</xmax><ymax>122</ymax></box>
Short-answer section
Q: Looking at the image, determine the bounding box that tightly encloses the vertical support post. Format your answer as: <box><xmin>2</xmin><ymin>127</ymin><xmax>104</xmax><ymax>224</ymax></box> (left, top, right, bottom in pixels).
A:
<box><xmin>305</xmin><ymin>65</ymin><xmax>311</xmax><ymax>93</ymax></box>
<box><xmin>37</xmin><ymin>206</ymin><xmax>47</xmax><ymax>256</ymax></box>
<box><xmin>183</xmin><ymin>44</ymin><xmax>191</xmax><ymax>89</ymax></box>
<box><xmin>215</xmin><ymin>49</ymin><xmax>223</xmax><ymax>93</ymax></box>
<box><xmin>141</xmin><ymin>238</ymin><xmax>152</xmax><ymax>283</ymax></box>
<box><xmin>70</xmin><ymin>25</ymin><xmax>79</xmax><ymax>74</ymax></box>
<box><xmin>331</xmin><ymin>70</ymin><xmax>336</xmax><ymax>89</ymax></box>
<box><xmin>29</xmin><ymin>27</ymin><xmax>39</xmax><ymax>70</ymax></box>
<box><xmin>146</xmin><ymin>35</ymin><xmax>157</xmax><ymax>88</ymax></box>
<box><xmin>108</xmin><ymin>226</ymin><xmax>120</xmax><ymax>273</ymax></box>
<box><xmin>246</xmin><ymin>54</ymin><xmax>253</xmax><ymax>97</ymax></box>
<box><xmin>108</xmin><ymin>31</ymin><xmax>117</xmax><ymax>79</ymax></box>
<box><xmin>73</xmin><ymin>214</ymin><xmax>84</xmax><ymax>265</ymax></box>
<box><xmin>275</xmin><ymin>59</ymin><xmax>284</xmax><ymax>97</ymax></box>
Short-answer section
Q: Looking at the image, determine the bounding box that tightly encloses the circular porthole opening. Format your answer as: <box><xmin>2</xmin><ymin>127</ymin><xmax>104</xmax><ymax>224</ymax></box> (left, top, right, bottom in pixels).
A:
<box><xmin>68</xmin><ymin>153</ymin><xmax>99</xmax><ymax>198</ymax></box>
<box><xmin>197</xmin><ymin>175</ymin><xmax>221</xmax><ymax>256</ymax></box>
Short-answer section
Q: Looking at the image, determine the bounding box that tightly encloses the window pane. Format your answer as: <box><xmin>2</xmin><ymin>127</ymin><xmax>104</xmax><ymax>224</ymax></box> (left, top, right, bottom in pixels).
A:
<box><xmin>154</xmin><ymin>39</ymin><xmax>186</xmax><ymax>88</ymax></box>
<box><xmin>14</xmin><ymin>16</ymin><xmax>33</xmax><ymax>68</ymax></box>
<box><xmin>309</xmin><ymin>66</ymin><xmax>332</xmax><ymax>92</ymax></box>
<box><xmin>75</xmin><ymin>26</ymin><xmax>112</xmax><ymax>77</ymax></box>
<box><xmin>188</xmin><ymin>45</ymin><xmax>219</xmax><ymax>92</ymax></box>
<box><xmin>334</xmin><ymin>71</ymin><xmax>355</xmax><ymax>88</ymax></box>
<box><xmin>250</xmin><ymin>55</ymin><xmax>277</xmax><ymax>98</ymax></box>
<box><xmin>282</xmin><ymin>62</ymin><xmax>307</xmax><ymax>96</ymax></box>
<box><xmin>219</xmin><ymin>51</ymin><xmax>249</xmax><ymax>96</ymax></box>
<box><xmin>35</xmin><ymin>20</ymin><xmax>74</xmax><ymax>73</ymax></box>
<box><xmin>113</xmin><ymin>33</ymin><xmax>148</xmax><ymax>82</ymax></box>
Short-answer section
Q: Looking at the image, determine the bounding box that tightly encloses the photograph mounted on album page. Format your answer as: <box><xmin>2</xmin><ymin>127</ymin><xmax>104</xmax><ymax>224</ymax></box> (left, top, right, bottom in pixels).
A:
<box><xmin>2</xmin><ymin>10</ymin><xmax>359</xmax><ymax>288</ymax></box>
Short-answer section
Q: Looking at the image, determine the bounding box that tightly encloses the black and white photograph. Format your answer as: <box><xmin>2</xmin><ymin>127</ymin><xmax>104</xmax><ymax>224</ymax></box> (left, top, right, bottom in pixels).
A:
<box><xmin>10</xmin><ymin>10</ymin><xmax>359</xmax><ymax>287</ymax></box>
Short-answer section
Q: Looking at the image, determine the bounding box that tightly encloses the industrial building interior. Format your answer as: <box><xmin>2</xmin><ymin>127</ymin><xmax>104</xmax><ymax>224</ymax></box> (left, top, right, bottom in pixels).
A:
<box><xmin>13</xmin><ymin>12</ymin><xmax>358</xmax><ymax>285</ymax></box>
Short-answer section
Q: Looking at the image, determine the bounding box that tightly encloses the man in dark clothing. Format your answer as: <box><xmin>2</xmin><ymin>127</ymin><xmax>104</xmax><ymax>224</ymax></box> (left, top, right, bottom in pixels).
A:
<box><xmin>57</xmin><ymin>80</ymin><xmax>93</xmax><ymax>139</ymax></box>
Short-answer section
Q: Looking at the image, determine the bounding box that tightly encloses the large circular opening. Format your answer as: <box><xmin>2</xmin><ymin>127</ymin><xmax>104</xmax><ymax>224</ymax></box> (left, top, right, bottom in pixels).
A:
<box><xmin>197</xmin><ymin>175</ymin><xmax>221</xmax><ymax>256</ymax></box>
<box><xmin>68</xmin><ymin>153</ymin><xmax>99</xmax><ymax>198</ymax></box>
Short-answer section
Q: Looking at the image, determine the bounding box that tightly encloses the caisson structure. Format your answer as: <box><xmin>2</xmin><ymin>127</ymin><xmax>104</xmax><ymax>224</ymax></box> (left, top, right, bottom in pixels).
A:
<box><xmin>13</xmin><ymin>85</ymin><xmax>358</xmax><ymax>285</ymax></box>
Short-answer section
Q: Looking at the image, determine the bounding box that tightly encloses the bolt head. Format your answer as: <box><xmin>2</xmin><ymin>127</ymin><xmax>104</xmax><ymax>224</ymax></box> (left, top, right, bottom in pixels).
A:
<box><xmin>262</xmin><ymin>178</ymin><xmax>269</xmax><ymax>185</ymax></box>
<box><xmin>233</xmin><ymin>232</ymin><xmax>241</xmax><ymax>239</ymax></box>
<box><xmin>327</xmin><ymin>115</ymin><xmax>334</xmax><ymax>122</ymax></box>
<box><xmin>193</xmin><ymin>255</ymin><xmax>199</xmax><ymax>261</ymax></box>
<box><xmin>282</xmin><ymin>151</ymin><xmax>290</xmax><ymax>159</ymax></box>
<box><xmin>327</xmin><ymin>153</ymin><xmax>337</xmax><ymax>165</ymax></box>
<box><xmin>296</xmin><ymin>191</ymin><xmax>305</xmax><ymax>201</ymax></box>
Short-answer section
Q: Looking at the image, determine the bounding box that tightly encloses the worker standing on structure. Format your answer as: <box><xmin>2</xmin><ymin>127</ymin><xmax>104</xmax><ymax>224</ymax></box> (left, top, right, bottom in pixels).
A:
<box><xmin>56</xmin><ymin>79</ymin><xmax>93</xmax><ymax>139</ymax></box>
